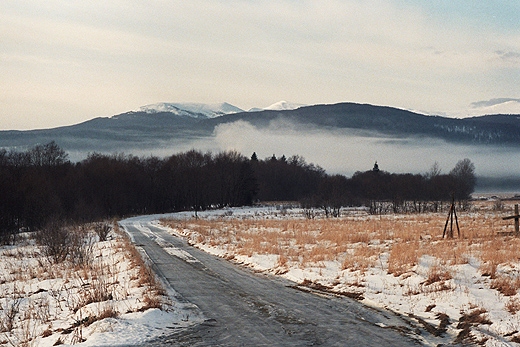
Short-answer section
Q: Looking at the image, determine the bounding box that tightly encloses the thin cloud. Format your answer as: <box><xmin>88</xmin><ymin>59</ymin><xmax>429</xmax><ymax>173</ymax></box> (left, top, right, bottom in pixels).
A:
<box><xmin>495</xmin><ymin>50</ymin><xmax>520</xmax><ymax>63</ymax></box>
<box><xmin>470</xmin><ymin>98</ymin><xmax>520</xmax><ymax>108</ymax></box>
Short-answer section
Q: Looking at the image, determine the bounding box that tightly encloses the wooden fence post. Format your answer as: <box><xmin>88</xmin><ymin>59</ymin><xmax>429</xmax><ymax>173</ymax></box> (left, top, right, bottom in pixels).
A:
<box><xmin>502</xmin><ymin>204</ymin><xmax>520</xmax><ymax>237</ymax></box>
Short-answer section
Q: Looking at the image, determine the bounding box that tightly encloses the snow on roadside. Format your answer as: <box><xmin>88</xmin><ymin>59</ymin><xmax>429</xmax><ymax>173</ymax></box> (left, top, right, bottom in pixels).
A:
<box><xmin>0</xmin><ymin>225</ymin><xmax>202</xmax><ymax>347</ymax></box>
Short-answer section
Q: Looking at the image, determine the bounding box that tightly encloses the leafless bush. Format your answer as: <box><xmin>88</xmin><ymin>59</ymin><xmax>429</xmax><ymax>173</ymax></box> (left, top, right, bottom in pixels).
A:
<box><xmin>35</xmin><ymin>221</ymin><xmax>70</xmax><ymax>263</ymax></box>
<box><xmin>94</xmin><ymin>223</ymin><xmax>111</xmax><ymax>242</ymax></box>
<box><xmin>36</xmin><ymin>222</ymin><xmax>97</xmax><ymax>265</ymax></box>
<box><xmin>0</xmin><ymin>298</ymin><xmax>21</xmax><ymax>333</ymax></box>
<box><xmin>69</xmin><ymin>226</ymin><xmax>96</xmax><ymax>267</ymax></box>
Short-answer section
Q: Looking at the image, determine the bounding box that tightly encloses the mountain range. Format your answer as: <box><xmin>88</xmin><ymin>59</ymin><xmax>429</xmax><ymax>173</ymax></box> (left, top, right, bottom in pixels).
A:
<box><xmin>1</xmin><ymin>101</ymin><xmax>519</xmax><ymax>152</ymax></box>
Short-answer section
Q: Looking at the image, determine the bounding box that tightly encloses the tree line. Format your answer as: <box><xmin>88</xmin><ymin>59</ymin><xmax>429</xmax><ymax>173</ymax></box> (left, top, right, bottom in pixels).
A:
<box><xmin>0</xmin><ymin>142</ymin><xmax>475</xmax><ymax>241</ymax></box>
<box><xmin>307</xmin><ymin>159</ymin><xmax>476</xmax><ymax>216</ymax></box>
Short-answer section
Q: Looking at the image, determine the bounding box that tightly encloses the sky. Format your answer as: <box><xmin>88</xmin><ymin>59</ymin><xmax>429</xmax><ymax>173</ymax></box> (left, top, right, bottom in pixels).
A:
<box><xmin>2</xmin><ymin>1</ymin><xmax>520</xmax><ymax>130</ymax></box>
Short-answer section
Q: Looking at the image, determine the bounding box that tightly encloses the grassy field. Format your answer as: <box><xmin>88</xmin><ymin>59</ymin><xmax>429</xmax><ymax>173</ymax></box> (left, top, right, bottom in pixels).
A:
<box><xmin>163</xmin><ymin>201</ymin><xmax>518</xmax><ymax>279</ymax></box>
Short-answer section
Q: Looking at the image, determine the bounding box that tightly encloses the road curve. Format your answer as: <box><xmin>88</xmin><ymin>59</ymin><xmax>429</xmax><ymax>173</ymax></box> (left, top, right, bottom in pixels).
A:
<box><xmin>121</xmin><ymin>218</ymin><xmax>424</xmax><ymax>347</ymax></box>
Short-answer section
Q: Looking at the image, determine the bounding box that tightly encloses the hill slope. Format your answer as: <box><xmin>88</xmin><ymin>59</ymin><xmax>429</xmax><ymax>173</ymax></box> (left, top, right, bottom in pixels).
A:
<box><xmin>206</xmin><ymin>103</ymin><xmax>520</xmax><ymax>145</ymax></box>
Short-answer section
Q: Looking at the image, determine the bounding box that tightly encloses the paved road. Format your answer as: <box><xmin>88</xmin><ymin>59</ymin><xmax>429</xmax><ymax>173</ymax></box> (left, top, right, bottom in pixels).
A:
<box><xmin>121</xmin><ymin>219</ymin><xmax>424</xmax><ymax>346</ymax></box>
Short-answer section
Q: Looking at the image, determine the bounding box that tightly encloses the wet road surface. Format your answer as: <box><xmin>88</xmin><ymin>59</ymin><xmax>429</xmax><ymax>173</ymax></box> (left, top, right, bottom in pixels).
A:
<box><xmin>121</xmin><ymin>219</ymin><xmax>424</xmax><ymax>347</ymax></box>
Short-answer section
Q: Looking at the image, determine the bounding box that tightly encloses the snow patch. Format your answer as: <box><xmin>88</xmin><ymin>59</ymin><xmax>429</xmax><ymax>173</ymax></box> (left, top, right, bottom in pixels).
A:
<box><xmin>264</xmin><ymin>100</ymin><xmax>306</xmax><ymax>111</ymax></box>
<box><xmin>249</xmin><ymin>101</ymin><xmax>306</xmax><ymax>112</ymax></box>
<box><xmin>137</xmin><ymin>102</ymin><xmax>244</xmax><ymax>118</ymax></box>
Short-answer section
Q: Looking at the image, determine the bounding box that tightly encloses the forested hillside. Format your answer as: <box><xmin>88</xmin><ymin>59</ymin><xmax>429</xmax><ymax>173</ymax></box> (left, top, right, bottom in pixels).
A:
<box><xmin>0</xmin><ymin>142</ymin><xmax>475</xmax><ymax>241</ymax></box>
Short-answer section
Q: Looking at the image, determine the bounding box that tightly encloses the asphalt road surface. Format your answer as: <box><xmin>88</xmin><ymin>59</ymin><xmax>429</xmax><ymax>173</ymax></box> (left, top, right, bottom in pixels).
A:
<box><xmin>121</xmin><ymin>218</ymin><xmax>424</xmax><ymax>347</ymax></box>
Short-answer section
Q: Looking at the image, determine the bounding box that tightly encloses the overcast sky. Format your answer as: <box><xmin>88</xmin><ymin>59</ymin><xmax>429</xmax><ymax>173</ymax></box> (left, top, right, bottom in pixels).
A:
<box><xmin>2</xmin><ymin>1</ymin><xmax>520</xmax><ymax>130</ymax></box>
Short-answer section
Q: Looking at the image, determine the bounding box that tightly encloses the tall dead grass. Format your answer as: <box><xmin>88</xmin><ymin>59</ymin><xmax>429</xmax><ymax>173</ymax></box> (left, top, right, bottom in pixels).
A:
<box><xmin>162</xmin><ymin>202</ymin><xmax>518</xmax><ymax>291</ymax></box>
<box><xmin>342</xmin><ymin>244</ymin><xmax>379</xmax><ymax>273</ymax></box>
<box><xmin>387</xmin><ymin>241</ymin><xmax>421</xmax><ymax>276</ymax></box>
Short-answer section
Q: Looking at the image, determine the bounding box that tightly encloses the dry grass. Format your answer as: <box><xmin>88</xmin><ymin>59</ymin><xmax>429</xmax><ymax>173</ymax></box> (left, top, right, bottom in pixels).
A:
<box><xmin>505</xmin><ymin>297</ymin><xmax>520</xmax><ymax>314</ymax></box>
<box><xmin>162</xmin><ymin>201</ymin><xmax>520</xmax><ymax>296</ymax></box>
<box><xmin>342</xmin><ymin>244</ymin><xmax>379</xmax><ymax>273</ymax></box>
<box><xmin>490</xmin><ymin>276</ymin><xmax>520</xmax><ymax>296</ymax></box>
<box><xmin>387</xmin><ymin>241</ymin><xmax>420</xmax><ymax>276</ymax></box>
<box><xmin>424</xmin><ymin>265</ymin><xmax>453</xmax><ymax>286</ymax></box>
<box><xmin>0</xmin><ymin>221</ymin><xmax>167</xmax><ymax>346</ymax></box>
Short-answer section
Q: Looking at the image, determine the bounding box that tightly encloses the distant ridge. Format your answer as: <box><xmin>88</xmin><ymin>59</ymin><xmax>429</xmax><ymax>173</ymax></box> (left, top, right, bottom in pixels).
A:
<box><xmin>205</xmin><ymin>102</ymin><xmax>520</xmax><ymax>145</ymax></box>
<box><xmin>0</xmin><ymin>102</ymin><xmax>519</xmax><ymax>154</ymax></box>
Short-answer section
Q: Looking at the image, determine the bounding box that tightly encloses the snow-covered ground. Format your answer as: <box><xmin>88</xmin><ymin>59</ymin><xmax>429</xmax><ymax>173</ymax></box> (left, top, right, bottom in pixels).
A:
<box><xmin>0</xmin><ymin>223</ymin><xmax>202</xmax><ymax>347</ymax></box>
<box><xmin>158</xmin><ymin>203</ymin><xmax>520</xmax><ymax>346</ymax></box>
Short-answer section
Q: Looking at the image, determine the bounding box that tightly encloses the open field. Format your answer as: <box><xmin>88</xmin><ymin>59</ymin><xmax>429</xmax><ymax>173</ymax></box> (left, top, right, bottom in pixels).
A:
<box><xmin>161</xmin><ymin>201</ymin><xmax>520</xmax><ymax>346</ymax></box>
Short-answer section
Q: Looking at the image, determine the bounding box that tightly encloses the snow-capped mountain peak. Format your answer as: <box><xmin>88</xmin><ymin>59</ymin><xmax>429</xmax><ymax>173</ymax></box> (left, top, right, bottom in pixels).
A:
<box><xmin>135</xmin><ymin>101</ymin><xmax>305</xmax><ymax>118</ymax></box>
<box><xmin>137</xmin><ymin>102</ymin><xmax>244</xmax><ymax>119</ymax></box>
<box><xmin>263</xmin><ymin>100</ymin><xmax>305</xmax><ymax>111</ymax></box>
<box><xmin>249</xmin><ymin>101</ymin><xmax>306</xmax><ymax>112</ymax></box>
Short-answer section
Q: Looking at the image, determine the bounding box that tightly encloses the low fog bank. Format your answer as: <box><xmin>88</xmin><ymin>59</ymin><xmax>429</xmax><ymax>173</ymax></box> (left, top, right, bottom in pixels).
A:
<box><xmin>212</xmin><ymin>120</ymin><xmax>520</xmax><ymax>177</ymax></box>
<box><xmin>67</xmin><ymin>119</ymin><xmax>520</xmax><ymax>193</ymax></box>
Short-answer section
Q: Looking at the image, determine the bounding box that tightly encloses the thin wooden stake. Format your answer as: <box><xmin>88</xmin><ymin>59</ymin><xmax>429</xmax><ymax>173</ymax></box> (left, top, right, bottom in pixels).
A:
<box><xmin>453</xmin><ymin>202</ymin><xmax>460</xmax><ymax>238</ymax></box>
<box><xmin>443</xmin><ymin>195</ymin><xmax>460</xmax><ymax>239</ymax></box>
<box><xmin>443</xmin><ymin>205</ymin><xmax>451</xmax><ymax>238</ymax></box>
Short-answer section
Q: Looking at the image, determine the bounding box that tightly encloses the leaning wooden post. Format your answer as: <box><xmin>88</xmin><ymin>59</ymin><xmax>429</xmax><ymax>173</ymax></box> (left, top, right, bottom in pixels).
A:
<box><xmin>453</xmin><ymin>201</ymin><xmax>461</xmax><ymax>238</ymax></box>
<box><xmin>502</xmin><ymin>204</ymin><xmax>520</xmax><ymax>237</ymax></box>
<box><xmin>443</xmin><ymin>195</ymin><xmax>459</xmax><ymax>238</ymax></box>
<box><xmin>516</xmin><ymin>204</ymin><xmax>519</xmax><ymax>237</ymax></box>
<box><xmin>442</xmin><ymin>195</ymin><xmax>460</xmax><ymax>239</ymax></box>
<box><xmin>442</xmin><ymin>204</ymin><xmax>451</xmax><ymax>238</ymax></box>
